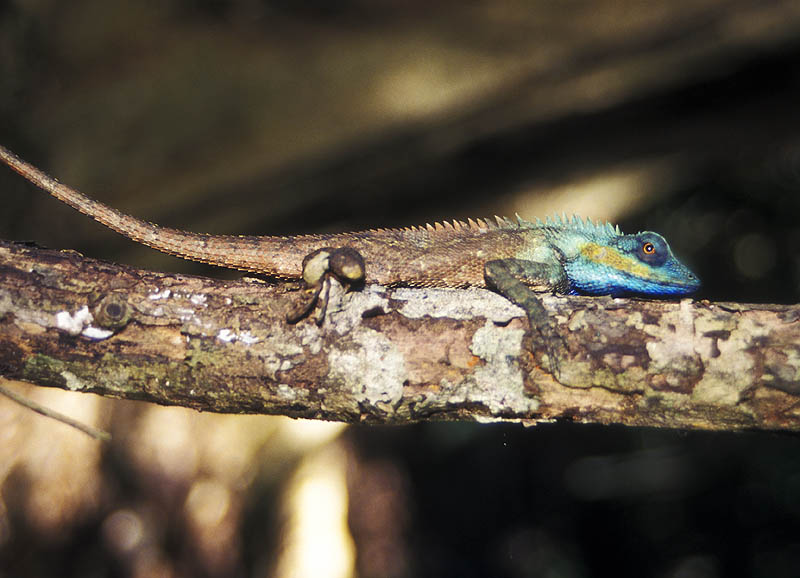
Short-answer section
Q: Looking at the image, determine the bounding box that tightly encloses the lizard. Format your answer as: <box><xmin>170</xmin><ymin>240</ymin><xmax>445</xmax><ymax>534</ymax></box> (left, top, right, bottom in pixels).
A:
<box><xmin>0</xmin><ymin>144</ymin><xmax>700</xmax><ymax>337</ymax></box>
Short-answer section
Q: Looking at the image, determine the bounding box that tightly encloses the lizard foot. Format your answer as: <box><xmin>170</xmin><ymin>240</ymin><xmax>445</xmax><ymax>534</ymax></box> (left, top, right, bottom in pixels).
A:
<box><xmin>286</xmin><ymin>247</ymin><xmax>366</xmax><ymax>324</ymax></box>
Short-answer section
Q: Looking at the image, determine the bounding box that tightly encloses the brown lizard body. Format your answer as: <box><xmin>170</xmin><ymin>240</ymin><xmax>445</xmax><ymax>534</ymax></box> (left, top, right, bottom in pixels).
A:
<box><xmin>0</xmin><ymin>145</ymin><xmax>539</xmax><ymax>288</ymax></box>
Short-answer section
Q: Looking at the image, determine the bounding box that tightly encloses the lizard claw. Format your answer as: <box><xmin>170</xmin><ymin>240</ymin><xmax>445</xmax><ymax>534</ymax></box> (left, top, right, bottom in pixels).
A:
<box><xmin>286</xmin><ymin>281</ymin><xmax>326</xmax><ymax>324</ymax></box>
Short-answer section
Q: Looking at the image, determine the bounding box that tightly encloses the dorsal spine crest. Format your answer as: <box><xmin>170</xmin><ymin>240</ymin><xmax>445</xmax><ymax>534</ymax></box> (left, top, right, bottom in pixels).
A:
<box><xmin>527</xmin><ymin>213</ymin><xmax>624</xmax><ymax>240</ymax></box>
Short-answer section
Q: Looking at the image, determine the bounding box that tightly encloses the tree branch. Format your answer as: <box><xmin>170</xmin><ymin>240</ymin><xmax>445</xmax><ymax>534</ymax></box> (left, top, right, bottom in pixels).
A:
<box><xmin>0</xmin><ymin>378</ymin><xmax>111</xmax><ymax>441</ymax></box>
<box><xmin>0</xmin><ymin>239</ymin><xmax>798</xmax><ymax>431</ymax></box>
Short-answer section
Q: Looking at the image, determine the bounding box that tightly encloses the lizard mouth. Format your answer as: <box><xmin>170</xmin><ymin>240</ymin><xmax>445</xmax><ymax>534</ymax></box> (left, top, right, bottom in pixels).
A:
<box><xmin>668</xmin><ymin>265</ymin><xmax>701</xmax><ymax>294</ymax></box>
<box><xmin>631</xmin><ymin>268</ymin><xmax>701</xmax><ymax>296</ymax></box>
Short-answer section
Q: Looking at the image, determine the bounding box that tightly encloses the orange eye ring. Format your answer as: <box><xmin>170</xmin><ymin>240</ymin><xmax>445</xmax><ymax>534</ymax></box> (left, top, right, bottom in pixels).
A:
<box><xmin>643</xmin><ymin>242</ymin><xmax>655</xmax><ymax>255</ymax></box>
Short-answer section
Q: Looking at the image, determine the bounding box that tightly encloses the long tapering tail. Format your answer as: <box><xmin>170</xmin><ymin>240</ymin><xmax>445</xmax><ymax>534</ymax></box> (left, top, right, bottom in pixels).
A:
<box><xmin>0</xmin><ymin>144</ymin><xmax>303</xmax><ymax>275</ymax></box>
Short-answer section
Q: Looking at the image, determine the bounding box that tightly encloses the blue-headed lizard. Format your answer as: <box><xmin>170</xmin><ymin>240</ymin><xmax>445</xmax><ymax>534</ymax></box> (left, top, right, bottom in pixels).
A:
<box><xmin>0</xmin><ymin>145</ymin><xmax>700</xmax><ymax>326</ymax></box>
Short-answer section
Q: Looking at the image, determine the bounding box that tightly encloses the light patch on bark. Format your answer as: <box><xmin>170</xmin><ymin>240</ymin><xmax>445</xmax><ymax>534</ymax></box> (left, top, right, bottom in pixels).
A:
<box><xmin>327</xmin><ymin>328</ymin><xmax>407</xmax><ymax>413</ymax></box>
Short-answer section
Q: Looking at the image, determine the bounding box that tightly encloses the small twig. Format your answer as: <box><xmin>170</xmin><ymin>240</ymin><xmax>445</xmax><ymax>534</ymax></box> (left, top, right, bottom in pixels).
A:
<box><xmin>0</xmin><ymin>379</ymin><xmax>111</xmax><ymax>442</ymax></box>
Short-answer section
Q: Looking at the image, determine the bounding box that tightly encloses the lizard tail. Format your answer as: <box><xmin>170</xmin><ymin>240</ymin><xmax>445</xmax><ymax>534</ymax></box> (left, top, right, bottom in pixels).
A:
<box><xmin>1</xmin><ymin>145</ymin><xmax>161</xmax><ymax>241</ymax></box>
<box><xmin>0</xmin><ymin>145</ymin><xmax>302</xmax><ymax>276</ymax></box>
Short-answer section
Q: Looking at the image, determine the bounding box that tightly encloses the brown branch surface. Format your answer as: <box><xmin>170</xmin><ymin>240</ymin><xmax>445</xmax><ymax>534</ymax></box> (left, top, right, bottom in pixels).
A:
<box><xmin>0</xmin><ymin>239</ymin><xmax>798</xmax><ymax>431</ymax></box>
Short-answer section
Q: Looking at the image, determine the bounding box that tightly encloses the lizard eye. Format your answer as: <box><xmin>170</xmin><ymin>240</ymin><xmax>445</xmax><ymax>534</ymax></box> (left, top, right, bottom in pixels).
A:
<box><xmin>635</xmin><ymin>234</ymin><xmax>668</xmax><ymax>266</ymax></box>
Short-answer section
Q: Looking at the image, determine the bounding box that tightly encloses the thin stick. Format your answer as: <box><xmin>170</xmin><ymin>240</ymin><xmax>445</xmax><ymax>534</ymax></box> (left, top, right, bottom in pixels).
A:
<box><xmin>0</xmin><ymin>380</ymin><xmax>111</xmax><ymax>442</ymax></box>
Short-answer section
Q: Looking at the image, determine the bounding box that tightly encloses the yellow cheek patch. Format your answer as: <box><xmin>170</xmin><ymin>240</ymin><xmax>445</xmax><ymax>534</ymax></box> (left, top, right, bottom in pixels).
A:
<box><xmin>580</xmin><ymin>242</ymin><xmax>656</xmax><ymax>279</ymax></box>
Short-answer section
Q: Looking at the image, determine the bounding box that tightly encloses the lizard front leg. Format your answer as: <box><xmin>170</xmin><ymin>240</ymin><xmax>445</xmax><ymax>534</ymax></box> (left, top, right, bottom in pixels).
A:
<box><xmin>484</xmin><ymin>258</ymin><xmax>569</xmax><ymax>376</ymax></box>
<box><xmin>286</xmin><ymin>247</ymin><xmax>366</xmax><ymax>324</ymax></box>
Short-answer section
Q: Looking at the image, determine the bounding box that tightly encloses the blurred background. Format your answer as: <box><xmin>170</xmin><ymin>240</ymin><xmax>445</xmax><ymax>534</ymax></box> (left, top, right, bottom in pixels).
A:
<box><xmin>1</xmin><ymin>0</ymin><xmax>800</xmax><ymax>576</ymax></box>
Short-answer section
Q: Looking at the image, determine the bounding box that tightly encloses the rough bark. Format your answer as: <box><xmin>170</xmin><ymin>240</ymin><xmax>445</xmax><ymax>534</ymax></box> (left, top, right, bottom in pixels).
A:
<box><xmin>0</xmin><ymin>239</ymin><xmax>798</xmax><ymax>432</ymax></box>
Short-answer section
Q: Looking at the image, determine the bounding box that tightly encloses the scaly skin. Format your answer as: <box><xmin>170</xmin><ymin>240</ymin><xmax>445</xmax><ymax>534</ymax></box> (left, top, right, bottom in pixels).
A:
<box><xmin>0</xmin><ymin>145</ymin><xmax>700</xmax><ymax>298</ymax></box>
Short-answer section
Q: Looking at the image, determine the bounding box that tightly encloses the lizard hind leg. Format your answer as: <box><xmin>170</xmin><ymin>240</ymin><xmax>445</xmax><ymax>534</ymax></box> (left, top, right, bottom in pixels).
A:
<box><xmin>286</xmin><ymin>247</ymin><xmax>366</xmax><ymax>324</ymax></box>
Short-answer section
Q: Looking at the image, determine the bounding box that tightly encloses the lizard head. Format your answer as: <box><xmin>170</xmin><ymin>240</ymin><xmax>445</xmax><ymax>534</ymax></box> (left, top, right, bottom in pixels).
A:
<box><xmin>566</xmin><ymin>231</ymin><xmax>701</xmax><ymax>297</ymax></box>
